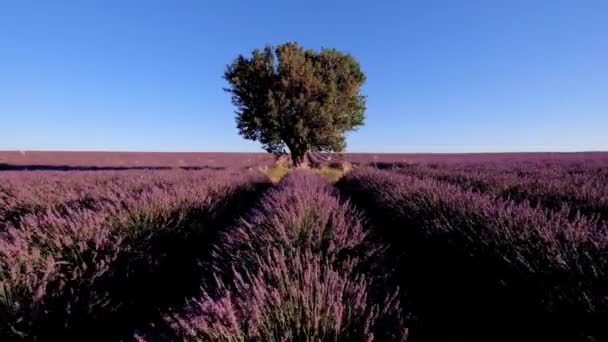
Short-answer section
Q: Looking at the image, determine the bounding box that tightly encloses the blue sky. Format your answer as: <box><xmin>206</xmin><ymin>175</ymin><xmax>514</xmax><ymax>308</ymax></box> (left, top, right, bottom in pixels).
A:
<box><xmin>1</xmin><ymin>0</ymin><xmax>606</xmax><ymax>152</ymax></box>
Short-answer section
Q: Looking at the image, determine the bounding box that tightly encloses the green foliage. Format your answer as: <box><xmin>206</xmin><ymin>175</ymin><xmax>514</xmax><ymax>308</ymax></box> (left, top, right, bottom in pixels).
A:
<box><xmin>224</xmin><ymin>42</ymin><xmax>366</xmax><ymax>166</ymax></box>
<box><xmin>259</xmin><ymin>165</ymin><xmax>291</xmax><ymax>183</ymax></box>
<box><xmin>315</xmin><ymin>166</ymin><xmax>346</xmax><ymax>183</ymax></box>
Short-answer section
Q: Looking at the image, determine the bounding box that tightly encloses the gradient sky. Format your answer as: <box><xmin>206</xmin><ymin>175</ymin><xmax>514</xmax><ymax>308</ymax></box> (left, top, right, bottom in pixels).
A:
<box><xmin>1</xmin><ymin>0</ymin><xmax>606</xmax><ymax>152</ymax></box>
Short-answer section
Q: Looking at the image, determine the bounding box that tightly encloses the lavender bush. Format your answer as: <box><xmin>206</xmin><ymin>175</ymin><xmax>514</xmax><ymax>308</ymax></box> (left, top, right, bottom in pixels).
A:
<box><xmin>0</xmin><ymin>170</ymin><xmax>248</xmax><ymax>228</ymax></box>
<box><xmin>140</xmin><ymin>172</ymin><xmax>408</xmax><ymax>341</ymax></box>
<box><xmin>150</xmin><ymin>250</ymin><xmax>404</xmax><ymax>342</ymax></box>
<box><xmin>0</xmin><ymin>170</ymin><xmax>269</xmax><ymax>341</ymax></box>
<box><xmin>213</xmin><ymin>171</ymin><xmax>374</xmax><ymax>276</ymax></box>
<box><xmin>338</xmin><ymin>168</ymin><xmax>608</xmax><ymax>341</ymax></box>
<box><xmin>389</xmin><ymin>161</ymin><xmax>608</xmax><ymax>223</ymax></box>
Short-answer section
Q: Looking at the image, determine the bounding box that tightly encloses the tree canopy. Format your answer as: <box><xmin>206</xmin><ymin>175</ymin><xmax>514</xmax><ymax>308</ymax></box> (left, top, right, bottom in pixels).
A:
<box><xmin>223</xmin><ymin>42</ymin><xmax>366</xmax><ymax>166</ymax></box>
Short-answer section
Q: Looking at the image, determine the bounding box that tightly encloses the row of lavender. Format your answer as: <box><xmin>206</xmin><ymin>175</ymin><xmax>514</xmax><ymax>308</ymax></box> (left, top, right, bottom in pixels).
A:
<box><xmin>338</xmin><ymin>168</ymin><xmax>608</xmax><ymax>341</ymax></box>
<box><xmin>0</xmin><ymin>169</ymin><xmax>269</xmax><ymax>341</ymax></box>
<box><xmin>0</xmin><ymin>169</ymin><xmax>256</xmax><ymax>227</ymax></box>
<box><xmin>386</xmin><ymin>158</ymin><xmax>608</xmax><ymax>224</ymax></box>
<box><xmin>137</xmin><ymin>171</ymin><xmax>408</xmax><ymax>341</ymax></box>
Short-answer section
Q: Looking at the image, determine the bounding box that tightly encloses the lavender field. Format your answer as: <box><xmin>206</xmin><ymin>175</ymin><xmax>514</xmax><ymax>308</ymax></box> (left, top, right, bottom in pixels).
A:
<box><xmin>1</xmin><ymin>152</ymin><xmax>607</xmax><ymax>341</ymax></box>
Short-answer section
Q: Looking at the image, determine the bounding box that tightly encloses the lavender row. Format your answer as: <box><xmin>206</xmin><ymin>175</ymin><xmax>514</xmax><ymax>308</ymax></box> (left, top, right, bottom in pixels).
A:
<box><xmin>139</xmin><ymin>171</ymin><xmax>408</xmax><ymax>341</ymax></box>
<box><xmin>0</xmin><ymin>169</ymin><xmax>252</xmax><ymax>228</ymax></box>
<box><xmin>389</xmin><ymin>161</ymin><xmax>608</xmax><ymax>223</ymax></box>
<box><xmin>0</xmin><ymin>171</ymin><xmax>269</xmax><ymax>341</ymax></box>
<box><xmin>338</xmin><ymin>168</ymin><xmax>608</xmax><ymax>341</ymax></box>
<box><xmin>351</xmin><ymin>151</ymin><xmax>608</xmax><ymax>167</ymax></box>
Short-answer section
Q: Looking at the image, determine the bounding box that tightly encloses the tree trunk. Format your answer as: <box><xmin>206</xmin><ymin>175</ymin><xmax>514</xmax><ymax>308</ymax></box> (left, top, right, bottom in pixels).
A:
<box><xmin>290</xmin><ymin>150</ymin><xmax>307</xmax><ymax>168</ymax></box>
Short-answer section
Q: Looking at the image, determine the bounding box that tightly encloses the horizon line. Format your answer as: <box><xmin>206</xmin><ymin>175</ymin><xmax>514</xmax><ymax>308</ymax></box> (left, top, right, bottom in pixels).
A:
<box><xmin>1</xmin><ymin>149</ymin><xmax>607</xmax><ymax>155</ymax></box>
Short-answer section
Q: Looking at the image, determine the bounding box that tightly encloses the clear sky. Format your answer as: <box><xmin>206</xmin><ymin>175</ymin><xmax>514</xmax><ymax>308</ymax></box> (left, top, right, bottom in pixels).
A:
<box><xmin>1</xmin><ymin>0</ymin><xmax>606</xmax><ymax>153</ymax></box>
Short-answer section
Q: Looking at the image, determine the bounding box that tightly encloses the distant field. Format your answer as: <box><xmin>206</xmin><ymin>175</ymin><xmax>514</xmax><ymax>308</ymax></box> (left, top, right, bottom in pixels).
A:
<box><xmin>347</xmin><ymin>151</ymin><xmax>608</xmax><ymax>164</ymax></box>
<box><xmin>0</xmin><ymin>151</ymin><xmax>273</xmax><ymax>170</ymax></box>
<box><xmin>1</xmin><ymin>150</ymin><xmax>607</xmax><ymax>170</ymax></box>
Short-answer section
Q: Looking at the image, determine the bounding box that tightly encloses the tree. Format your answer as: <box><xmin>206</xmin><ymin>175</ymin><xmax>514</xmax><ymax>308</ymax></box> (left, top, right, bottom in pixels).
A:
<box><xmin>223</xmin><ymin>42</ymin><xmax>366</xmax><ymax>167</ymax></box>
